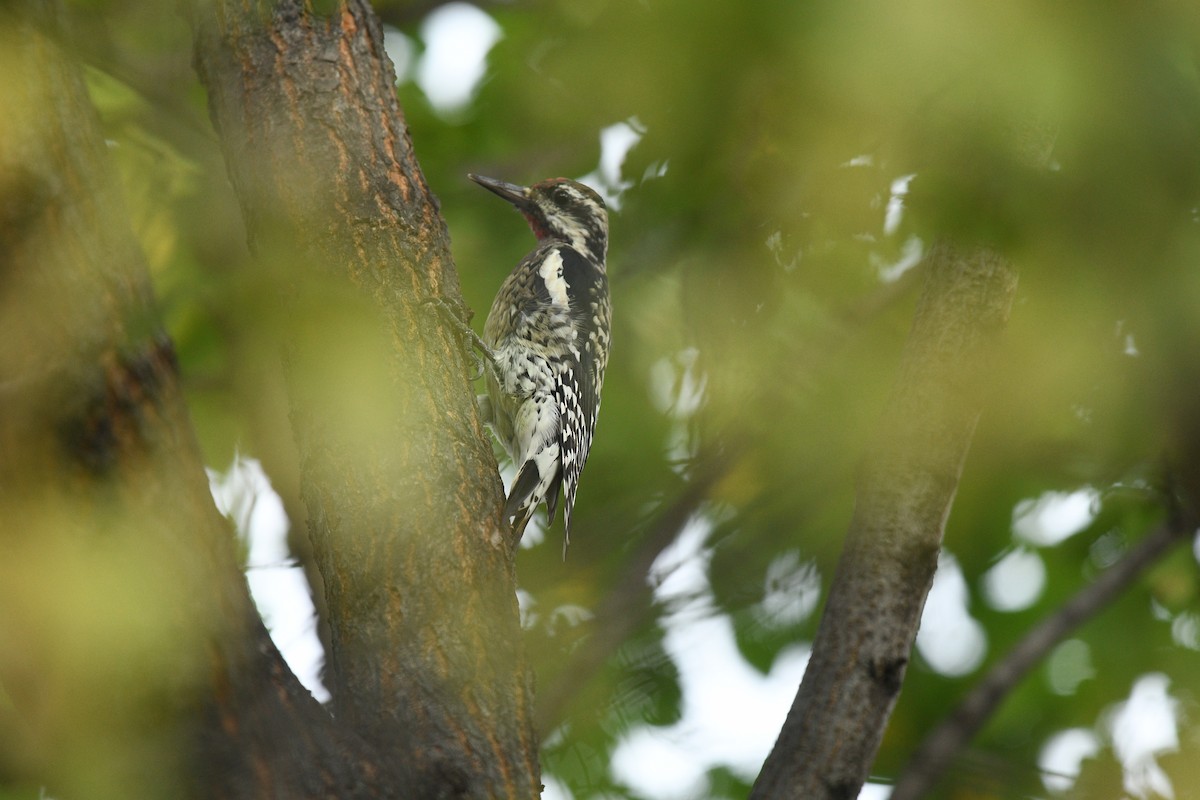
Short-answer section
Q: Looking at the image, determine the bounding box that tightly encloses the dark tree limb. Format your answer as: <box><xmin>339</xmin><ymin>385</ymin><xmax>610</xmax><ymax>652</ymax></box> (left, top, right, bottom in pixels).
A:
<box><xmin>750</xmin><ymin>242</ymin><xmax>1019</xmax><ymax>800</ymax></box>
<box><xmin>188</xmin><ymin>1</ymin><xmax>539</xmax><ymax>797</ymax></box>
<box><xmin>889</xmin><ymin>517</ymin><xmax>1193</xmax><ymax>800</ymax></box>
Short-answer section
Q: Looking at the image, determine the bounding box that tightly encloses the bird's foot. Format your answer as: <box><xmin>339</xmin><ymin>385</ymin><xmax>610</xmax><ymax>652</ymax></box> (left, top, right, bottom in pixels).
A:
<box><xmin>422</xmin><ymin>295</ymin><xmax>496</xmax><ymax>381</ymax></box>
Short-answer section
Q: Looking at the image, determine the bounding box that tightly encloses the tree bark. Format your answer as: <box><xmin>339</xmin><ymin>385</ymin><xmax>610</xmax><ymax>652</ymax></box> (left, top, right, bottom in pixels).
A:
<box><xmin>1</xmin><ymin>1</ymin><xmax>538</xmax><ymax>797</ymax></box>
<box><xmin>750</xmin><ymin>242</ymin><xmax>1018</xmax><ymax>800</ymax></box>
<box><xmin>188</xmin><ymin>1</ymin><xmax>540</xmax><ymax>798</ymax></box>
<box><xmin>0</xmin><ymin>5</ymin><xmax>374</xmax><ymax>799</ymax></box>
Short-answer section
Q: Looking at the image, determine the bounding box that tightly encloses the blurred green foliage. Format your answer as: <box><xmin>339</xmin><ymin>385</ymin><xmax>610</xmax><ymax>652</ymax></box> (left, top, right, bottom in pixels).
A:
<box><xmin>23</xmin><ymin>0</ymin><xmax>1200</xmax><ymax>797</ymax></box>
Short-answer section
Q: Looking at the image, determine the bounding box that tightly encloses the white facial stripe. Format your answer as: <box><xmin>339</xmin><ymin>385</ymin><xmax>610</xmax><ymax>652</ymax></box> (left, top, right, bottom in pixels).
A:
<box><xmin>559</xmin><ymin>217</ymin><xmax>591</xmax><ymax>253</ymax></box>
<box><xmin>537</xmin><ymin>193</ymin><xmax>606</xmax><ymax>259</ymax></box>
<box><xmin>537</xmin><ymin>201</ymin><xmax>575</xmax><ymax>243</ymax></box>
<box><xmin>539</xmin><ymin>249</ymin><xmax>571</xmax><ymax>307</ymax></box>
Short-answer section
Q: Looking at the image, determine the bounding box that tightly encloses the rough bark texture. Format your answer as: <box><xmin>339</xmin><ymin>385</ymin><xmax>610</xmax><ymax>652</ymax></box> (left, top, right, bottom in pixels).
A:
<box><xmin>0</xmin><ymin>5</ymin><xmax>375</xmax><ymax>799</ymax></box>
<box><xmin>749</xmin><ymin>242</ymin><xmax>1019</xmax><ymax>800</ymax></box>
<box><xmin>188</xmin><ymin>1</ymin><xmax>539</xmax><ymax>798</ymax></box>
<box><xmin>0</xmin><ymin>1</ymin><xmax>537</xmax><ymax>798</ymax></box>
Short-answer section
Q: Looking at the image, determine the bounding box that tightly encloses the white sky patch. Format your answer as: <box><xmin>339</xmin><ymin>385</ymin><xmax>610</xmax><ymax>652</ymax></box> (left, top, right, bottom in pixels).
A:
<box><xmin>1170</xmin><ymin>611</ymin><xmax>1200</xmax><ymax>650</ymax></box>
<box><xmin>673</xmin><ymin>348</ymin><xmax>706</xmax><ymax>418</ymax></box>
<box><xmin>872</xmin><ymin>174</ymin><xmax>922</xmax><ymax>283</ymax></box>
<box><xmin>982</xmin><ymin>546</ymin><xmax>1046</xmax><ymax>612</ymax></box>
<box><xmin>883</xmin><ymin>174</ymin><xmax>916</xmax><ymax>236</ymax></box>
<box><xmin>1013</xmin><ymin>488</ymin><xmax>1100</xmax><ymax>547</ymax></box>
<box><xmin>414</xmin><ymin>3</ymin><xmax>502</xmax><ymax>116</ymax></box>
<box><xmin>611</xmin><ymin>728</ymin><xmax>709</xmax><ymax>800</ymax></box>
<box><xmin>916</xmin><ymin>552</ymin><xmax>987</xmax><ymax>677</ymax></box>
<box><xmin>648</xmin><ymin>515</ymin><xmax>713</xmax><ymax>606</ymax></box>
<box><xmin>610</xmin><ymin>515</ymin><xmax>810</xmax><ymax>797</ymax></box>
<box><xmin>648</xmin><ymin>357</ymin><xmax>677</xmax><ymax>415</ymax></box>
<box><xmin>208</xmin><ymin>457</ymin><xmax>329</xmax><ymax>703</ymax></box>
<box><xmin>756</xmin><ymin>551</ymin><xmax>821</xmax><ymax>628</ymax></box>
<box><xmin>1108</xmin><ymin>673</ymin><xmax>1179</xmax><ymax>800</ymax></box>
<box><xmin>516</xmin><ymin>588</ymin><xmax>537</xmax><ymax>629</ymax></box>
<box><xmin>648</xmin><ymin>348</ymin><xmax>706</xmax><ymax>419</ymax></box>
<box><xmin>540</xmin><ymin>775</ymin><xmax>575</xmax><ymax>800</ymax></box>
<box><xmin>1046</xmin><ymin>639</ymin><xmax>1095</xmax><ymax>696</ymax></box>
<box><xmin>579</xmin><ymin>118</ymin><xmax>646</xmax><ymax>210</ymax></box>
<box><xmin>1115</xmin><ymin>319</ymin><xmax>1141</xmax><ymax>358</ymax></box>
<box><xmin>648</xmin><ymin>348</ymin><xmax>707</xmax><ymax>470</ymax></box>
<box><xmin>858</xmin><ymin>783</ymin><xmax>893</xmax><ymax>800</ymax></box>
<box><xmin>1124</xmin><ymin>333</ymin><xmax>1140</xmax><ymax>357</ymax></box>
<box><xmin>1040</xmin><ymin>728</ymin><xmax>1102</xmax><ymax>793</ymax></box>
<box><xmin>874</xmin><ymin>235</ymin><xmax>924</xmax><ymax>283</ymax></box>
<box><xmin>382</xmin><ymin>26</ymin><xmax>415</xmax><ymax>84</ymax></box>
<box><xmin>644</xmin><ymin>159</ymin><xmax>670</xmax><ymax>181</ymax></box>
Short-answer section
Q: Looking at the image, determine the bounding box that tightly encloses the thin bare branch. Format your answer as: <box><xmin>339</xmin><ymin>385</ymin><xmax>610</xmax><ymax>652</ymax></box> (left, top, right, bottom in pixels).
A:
<box><xmin>889</xmin><ymin>518</ymin><xmax>1194</xmax><ymax>800</ymax></box>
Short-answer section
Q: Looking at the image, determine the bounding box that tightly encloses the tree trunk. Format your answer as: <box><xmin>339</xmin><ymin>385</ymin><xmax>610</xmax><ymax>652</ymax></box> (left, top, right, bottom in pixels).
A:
<box><xmin>1</xmin><ymin>1</ymin><xmax>539</xmax><ymax>798</ymax></box>
<box><xmin>187</xmin><ymin>1</ymin><xmax>541</xmax><ymax>798</ymax></box>
<box><xmin>0</xmin><ymin>5</ymin><xmax>362</xmax><ymax>798</ymax></box>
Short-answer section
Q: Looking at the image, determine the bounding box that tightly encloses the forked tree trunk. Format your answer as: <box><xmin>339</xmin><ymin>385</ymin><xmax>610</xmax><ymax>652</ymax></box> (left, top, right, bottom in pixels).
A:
<box><xmin>0</xmin><ymin>1</ymin><xmax>540</xmax><ymax>798</ymax></box>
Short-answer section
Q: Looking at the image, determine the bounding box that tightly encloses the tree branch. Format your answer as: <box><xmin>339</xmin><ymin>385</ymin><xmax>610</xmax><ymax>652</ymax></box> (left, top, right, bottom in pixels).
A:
<box><xmin>889</xmin><ymin>517</ymin><xmax>1193</xmax><ymax>800</ymax></box>
<box><xmin>750</xmin><ymin>242</ymin><xmax>1019</xmax><ymax>800</ymax></box>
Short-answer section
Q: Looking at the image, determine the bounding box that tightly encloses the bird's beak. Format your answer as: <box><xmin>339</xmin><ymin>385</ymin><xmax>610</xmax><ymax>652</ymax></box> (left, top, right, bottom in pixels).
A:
<box><xmin>468</xmin><ymin>174</ymin><xmax>531</xmax><ymax>209</ymax></box>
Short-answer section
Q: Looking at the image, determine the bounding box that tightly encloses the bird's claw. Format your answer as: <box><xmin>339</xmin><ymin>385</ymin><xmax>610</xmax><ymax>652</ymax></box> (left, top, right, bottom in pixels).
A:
<box><xmin>422</xmin><ymin>295</ymin><xmax>497</xmax><ymax>381</ymax></box>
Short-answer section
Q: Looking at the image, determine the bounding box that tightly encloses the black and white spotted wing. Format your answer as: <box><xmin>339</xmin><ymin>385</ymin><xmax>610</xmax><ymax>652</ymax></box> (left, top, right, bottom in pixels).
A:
<box><xmin>554</xmin><ymin>246</ymin><xmax>611</xmax><ymax>535</ymax></box>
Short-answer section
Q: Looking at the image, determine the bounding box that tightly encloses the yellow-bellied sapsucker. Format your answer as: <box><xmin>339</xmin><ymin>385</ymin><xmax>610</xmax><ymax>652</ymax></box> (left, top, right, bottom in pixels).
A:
<box><xmin>469</xmin><ymin>174</ymin><xmax>611</xmax><ymax>547</ymax></box>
